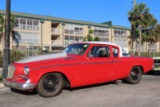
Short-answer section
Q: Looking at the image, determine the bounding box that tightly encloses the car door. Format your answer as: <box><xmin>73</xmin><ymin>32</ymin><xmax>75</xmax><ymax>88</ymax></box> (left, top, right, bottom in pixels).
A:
<box><xmin>111</xmin><ymin>46</ymin><xmax>130</xmax><ymax>80</ymax></box>
<box><xmin>81</xmin><ymin>45</ymin><xmax>115</xmax><ymax>85</ymax></box>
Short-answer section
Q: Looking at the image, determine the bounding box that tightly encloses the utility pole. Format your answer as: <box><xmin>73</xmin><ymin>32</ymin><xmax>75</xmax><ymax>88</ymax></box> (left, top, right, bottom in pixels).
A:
<box><xmin>40</xmin><ymin>19</ymin><xmax>44</xmax><ymax>54</ymax></box>
<box><xmin>132</xmin><ymin>0</ymin><xmax>136</xmax><ymax>54</ymax></box>
<box><xmin>134</xmin><ymin>0</ymin><xmax>136</xmax><ymax>8</ymax></box>
<box><xmin>2</xmin><ymin>0</ymin><xmax>11</xmax><ymax>78</ymax></box>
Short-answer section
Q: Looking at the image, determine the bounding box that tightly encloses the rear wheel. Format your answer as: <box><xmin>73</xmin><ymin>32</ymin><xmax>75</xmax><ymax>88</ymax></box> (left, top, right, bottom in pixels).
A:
<box><xmin>36</xmin><ymin>73</ymin><xmax>64</xmax><ymax>97</ymax></box>
<box><xmin>122</xmin><ymin>66</ymin><xmax>142</xmax><ymax>84</ymax></box>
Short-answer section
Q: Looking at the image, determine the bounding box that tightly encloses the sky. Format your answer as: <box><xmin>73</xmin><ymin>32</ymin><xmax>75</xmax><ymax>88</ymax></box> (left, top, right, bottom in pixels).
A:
<box><xmin>0</xmin><ymin>0</ymin><xmax>159</xmax><ymax>27</ymax></box>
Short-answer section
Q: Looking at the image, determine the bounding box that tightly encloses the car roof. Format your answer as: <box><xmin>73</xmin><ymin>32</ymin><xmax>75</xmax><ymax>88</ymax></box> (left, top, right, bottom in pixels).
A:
<box><xmin>70</xmin><ymin>42</ymin><xmax>128</xmax><ymax>57</ymax></box>
<box><xmin>73</xmin><ymin>41</ymin><xmax>121</xmax><ymax>48</ymax></box>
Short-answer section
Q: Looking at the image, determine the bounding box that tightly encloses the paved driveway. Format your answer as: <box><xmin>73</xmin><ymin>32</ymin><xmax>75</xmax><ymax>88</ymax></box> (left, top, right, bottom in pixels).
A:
<box><xmin>0</xmin><ymin>74</ymin><xmax>160</xmax><ymax>107</ymax></box>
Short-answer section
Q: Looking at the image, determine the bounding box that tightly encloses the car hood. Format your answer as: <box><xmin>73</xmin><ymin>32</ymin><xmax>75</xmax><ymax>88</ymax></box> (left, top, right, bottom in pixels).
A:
<box><xmin>16</xmin><ymin>53</ymin><xmax>67</xmax><ymax>63</ymax></box>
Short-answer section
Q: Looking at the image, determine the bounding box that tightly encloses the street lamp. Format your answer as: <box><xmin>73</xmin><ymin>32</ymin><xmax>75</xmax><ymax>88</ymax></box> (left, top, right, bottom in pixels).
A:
<box><xmin>40</xmin><ymin>19</ymin><xmax>44</xmax><ymax>53</ymax></box>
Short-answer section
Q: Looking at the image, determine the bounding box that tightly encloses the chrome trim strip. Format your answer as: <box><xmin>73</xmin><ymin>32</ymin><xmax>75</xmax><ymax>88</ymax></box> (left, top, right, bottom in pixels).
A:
<box><xmin>84</xmin><ymin>61</ymin><xmax>113</xmax><ymax>64</ymax></box>
<box><xmin>3</xmin><ymin>75</ymin><xmax>35</xmax><ymax>90</ymax></box>
<box><xmin>31</xmin><ymin>63</ymin><xmax>81</xmax><ymax>70</ymax></box>
<box><xmin>31</xmin><ymin>60</ymin><xmax>121</xmax><ymax>70</ymax></box>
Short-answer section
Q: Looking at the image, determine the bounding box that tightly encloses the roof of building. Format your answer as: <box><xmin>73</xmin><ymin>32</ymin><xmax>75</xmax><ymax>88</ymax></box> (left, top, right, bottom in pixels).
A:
<box><xmin>0</xmin><ymin>10</ymin><xmax>130</xmax><ymax>30</ymax></box>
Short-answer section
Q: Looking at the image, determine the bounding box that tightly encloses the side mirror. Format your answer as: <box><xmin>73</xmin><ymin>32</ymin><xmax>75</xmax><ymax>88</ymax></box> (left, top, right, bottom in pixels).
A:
<box><xmin>88</xmin><ymin>54</ymin><xmax>93</xmax><ymax>59</ymax></box>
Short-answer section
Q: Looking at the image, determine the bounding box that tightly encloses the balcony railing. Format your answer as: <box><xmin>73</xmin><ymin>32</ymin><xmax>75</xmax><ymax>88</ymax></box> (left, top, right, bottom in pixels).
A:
<box><xmin>94</xmin><ymin>32</ymin><xmax>109</xmax><ymax>36</ymax></box>
<box><xmin>51</xmin><ymin>40</ymin><xmax>62</xmax><ymax>46</ymax></box>
<box><xmin>51</xmin><ymin>28</ymin><xmax>61</xmax><ymax>34</ymax></box>
<box><xmin>14</xmin><ymin>24</ymin><xmax>39</xmax><ymax>31</ymax></box>
<box><xmin>64</xmin><ymin>29</ymin><xmax>83</xmax><ymax>35</ymax></box>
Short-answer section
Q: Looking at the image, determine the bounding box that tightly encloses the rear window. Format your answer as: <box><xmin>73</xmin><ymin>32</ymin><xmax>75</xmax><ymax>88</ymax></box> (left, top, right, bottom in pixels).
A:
<box><xmin>122</xmin><ymin>49</ymin><xmax>129</xmax><ymax>56</ymax></box>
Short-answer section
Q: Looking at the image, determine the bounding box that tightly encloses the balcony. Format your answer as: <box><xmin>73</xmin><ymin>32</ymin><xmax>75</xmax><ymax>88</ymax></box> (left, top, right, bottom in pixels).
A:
<box><xmin>51</xmin><ymin>40</ymin><xmax>62</xmax><ymax>46</ymax></box>
<box><xmin>51</xmin><ymin>28</ymin><xmax>61</xmax><ymax>34</ymax></box>
<box><xmin>94</xmin><ymin>32</ymin><xmax>109</xmax><ymax>37</ymax></box>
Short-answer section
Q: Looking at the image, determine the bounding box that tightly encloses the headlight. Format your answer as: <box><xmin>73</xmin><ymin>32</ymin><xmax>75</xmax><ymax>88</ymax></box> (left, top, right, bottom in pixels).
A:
<box><xmin>24</xmin><ymin>66</ymin><xmax>30</xmax><ymax>75</ymax></box>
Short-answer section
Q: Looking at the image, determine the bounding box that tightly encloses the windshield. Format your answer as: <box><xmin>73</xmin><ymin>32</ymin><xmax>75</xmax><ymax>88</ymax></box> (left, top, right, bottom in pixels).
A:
<box><xmin>64</xmin><ymin>43</ymin><xmax>89</xmax><ymax>55</ymax></box>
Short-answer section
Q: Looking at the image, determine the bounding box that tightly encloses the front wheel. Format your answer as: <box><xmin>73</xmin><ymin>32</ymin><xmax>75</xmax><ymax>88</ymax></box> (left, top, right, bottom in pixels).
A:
<box><xmin>36</xmin><ymin>73</ymin><xmax>64</xmax><ymax>97</ymax></box>
<box><xmin>122</xmin><ymin>66</ymin><xmax>142</xmax><ymax>84</ymax></box>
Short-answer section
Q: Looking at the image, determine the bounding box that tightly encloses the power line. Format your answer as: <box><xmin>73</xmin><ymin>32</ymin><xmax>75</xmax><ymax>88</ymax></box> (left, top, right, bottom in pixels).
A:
<box><xmin>122</xmin><ymin>0</ymin><xmax>132</xmax><ymax>10</ymax></box>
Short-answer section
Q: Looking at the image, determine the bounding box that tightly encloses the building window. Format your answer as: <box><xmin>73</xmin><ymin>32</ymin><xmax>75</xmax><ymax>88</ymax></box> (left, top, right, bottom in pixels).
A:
<box><xmin>114</xmin><ymin>30</ymin><xmax>126</xmax><ymax>38</ymax></box>
<box><xmin>136</xmin><ymin>43</ymin><xmax>145</xmax><ymax>52</ymax></box>
<box><xmin>94</xmin><ymin>27</ymin><xmax>109</xmax><ymax>37</ymax></box>
<box><xmin>114</xmin><ymin>39</ymin><xmax>127</xmax><ymax>47</ymax></box>
<box><xmin>64</xmin><ymin>35</ymin><xmax>83</xmax><ymax>46</ymax></box>
<box><xmin>114</xmin><ymin>29</ymin><xmax>127</xmax><ymax>48</ymax></box>
<box><xmin>14</xmin><ymin>18</ymin><xmax>39</xmax><ymax>31</ymax></box>
<box><xmin>12</xmin><ymin>32</ymin><xmax>39</xmax><ymax>44</ymax></box>
<box><xmin>99</xmin><ymin>38</ymin><xmax>109</xmax><ymax>42</ymax></box>
<box><xmin>65</xmin><ymin>29</ymin><xmax>70</xmax><ymax>34</ymax></box>
<box><xmin>64</xmin><ymin>24</ymin><xmax>83</xmax><ymax>35</ymax></box>
<box><xmin>148</xmin><ymin>43</ymin><xmax>157</xmax><ymax>52</ymax></box>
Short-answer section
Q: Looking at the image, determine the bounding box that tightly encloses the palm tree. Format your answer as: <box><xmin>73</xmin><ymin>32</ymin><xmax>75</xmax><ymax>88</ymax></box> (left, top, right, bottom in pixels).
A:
<box><xmin>0</xmin><ymin>13</ymin><xmax>20</xmax><ymax>48</ymax></box>
<box><xmin>142</xmin><ymin>24</ymin><xmax>160</xmax><ymax>52</ymax></box>
<box><xmin>128</xmin><ymin>27</ymin><xmax>139</xmax><ymax>54</ymax></box>
<box><xmin>128</xmin><ymin>3</ymin><xmax>157</xmax><ymax>56</ymax></box>
<box><xmin>0</xmin><ymin>14</ymin><xmax>5</xmax><ymax>42</ymax></box>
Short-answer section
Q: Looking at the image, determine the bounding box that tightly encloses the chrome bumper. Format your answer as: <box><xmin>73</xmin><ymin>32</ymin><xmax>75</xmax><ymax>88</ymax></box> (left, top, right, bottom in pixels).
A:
<box><xmin>3</xmin><ymin>75</ymin><xmax>35</xmax><ymax>90</ymax></box>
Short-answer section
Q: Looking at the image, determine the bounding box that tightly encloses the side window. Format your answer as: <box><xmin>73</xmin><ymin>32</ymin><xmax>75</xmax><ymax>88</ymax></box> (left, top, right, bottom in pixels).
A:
<box><xmin>112</xmin><ymin>48</ymin><xmax>118</xmax><ymax>57</ymax></box>
<box><xmin>88</xmin><ymin>46</ymin><xmax>110</xmax><ymax>58</ymax></box>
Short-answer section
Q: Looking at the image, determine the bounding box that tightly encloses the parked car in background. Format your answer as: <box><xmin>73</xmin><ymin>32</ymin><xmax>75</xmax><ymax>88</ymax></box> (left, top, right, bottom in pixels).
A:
<box><xmin>152</xmin><ymin>57</ymin><xmax>160</xmax><ymax>71</ymax></box>
<box><xmin>3</xmin><ymin>42</ymin><xmax>154</xmax><ymax>97</ymax></box>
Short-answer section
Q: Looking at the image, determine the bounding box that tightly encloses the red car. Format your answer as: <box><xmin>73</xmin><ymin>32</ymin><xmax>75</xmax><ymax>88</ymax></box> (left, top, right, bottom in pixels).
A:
<box><xmin>4</xmin><ymin>42</ymin><xmax>154</xmax><ymax>97</ymax></box>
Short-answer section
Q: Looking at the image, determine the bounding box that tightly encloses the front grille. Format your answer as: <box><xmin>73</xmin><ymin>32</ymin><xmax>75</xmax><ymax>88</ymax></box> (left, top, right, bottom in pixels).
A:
<box><xmin>154</xmin><ymin>59</ymin><xmax>160</xmax><ymax>63</ymax></box>
<box><xmin>7</xmin><ymin>65</ymin><xmax>16</xmax><ymax>78</ymax></box>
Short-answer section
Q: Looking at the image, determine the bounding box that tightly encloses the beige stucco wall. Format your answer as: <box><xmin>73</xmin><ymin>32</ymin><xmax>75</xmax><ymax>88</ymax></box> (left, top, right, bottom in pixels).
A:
<box><xmin>42</xmin><ymin>21</ymin><xmax>51</xmax><ymax>48</ymax></box>
<box><xmin>109</xmin><ymin>28</ymin><xmax>114</xmax><ymax>42</ymax></box>
<box><xmin>60</xmin><ymin>23</ymin><xmax>64</xmax><ymax>46</ymax></box>
<box><xmin>83</xmin><ymin>25</ymin><xmax>89</xmax><ymax>37</ymax></box>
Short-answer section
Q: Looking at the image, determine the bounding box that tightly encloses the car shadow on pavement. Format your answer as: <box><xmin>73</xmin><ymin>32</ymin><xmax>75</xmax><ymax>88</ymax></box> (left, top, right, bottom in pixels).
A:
<box><xmin>10</xmin><ymin>88</ymin><xmax>38</xmax><ymax>96</ymax></box>
<box><xmin>64</xmin><ymin>80</ymin><xmax>121</xmax><ymax>91</ymax></box>
<box><xmin>145</xmin><ymin>71</ymin><xmax>160</xmax><ymax>76</ymax></box>
<box><xmin>9</xmin><ymin>81</ymin><xmax>121</xmax><ymax>96</ymax></box>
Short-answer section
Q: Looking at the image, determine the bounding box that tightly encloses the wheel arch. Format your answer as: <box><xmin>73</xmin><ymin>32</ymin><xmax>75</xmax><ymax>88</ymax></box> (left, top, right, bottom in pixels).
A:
<box><xmin>37</xmin><ymin>71</ymin><xmax>71</xmax><ymax>88</ymax></box>
<box><xmin>131</xmin><ymin>65</ymin><xmax>144</xmax><ymax>73</ymax></box>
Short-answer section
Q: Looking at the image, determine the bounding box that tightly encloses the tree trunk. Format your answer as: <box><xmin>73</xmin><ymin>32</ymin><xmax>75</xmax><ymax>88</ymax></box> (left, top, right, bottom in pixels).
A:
<box><xmin>130</xmin><ymin>25</ymin><xmax>134</xmax><ymax>55</ymax></box>
<box><xmin>138</xmin><ymin>27</ymin><xmax>142</xmax><ymax>56</ymax></box>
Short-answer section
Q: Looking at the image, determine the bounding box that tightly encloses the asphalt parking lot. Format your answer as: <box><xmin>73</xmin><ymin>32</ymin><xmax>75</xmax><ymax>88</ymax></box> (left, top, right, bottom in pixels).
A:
<box><xmin>0</xmin><ymin>73</ymin><xmax>160</xmax><ymax>107</ymax></box>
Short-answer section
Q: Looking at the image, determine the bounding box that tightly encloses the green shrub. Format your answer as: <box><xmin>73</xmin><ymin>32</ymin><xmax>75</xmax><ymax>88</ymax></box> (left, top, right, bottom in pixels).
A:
<box><xmin>0</xmin><ymin>50</ymin><xmax>24</xmax><ymax>67</ymax></box>
<box><xmin>129</xmin><ymin>51</ymin><xmax>160</xmax><ymax>57</ymax></box>
<box><xmin>10</xmin><ymin>50</ymin><xmax>24</xmax><ymax>63</ymax></box>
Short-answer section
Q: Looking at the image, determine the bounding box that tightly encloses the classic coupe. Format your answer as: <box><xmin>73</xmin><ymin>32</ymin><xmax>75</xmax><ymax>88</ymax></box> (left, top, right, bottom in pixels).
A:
<box><xmin>3</xmin><ymin>42</ymin><xmax>154</xmax><ymax>97</ymax></box>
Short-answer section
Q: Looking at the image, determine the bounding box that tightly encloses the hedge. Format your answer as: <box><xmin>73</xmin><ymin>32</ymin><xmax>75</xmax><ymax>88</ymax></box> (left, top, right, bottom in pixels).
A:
<box><xmin>0</xmin><ymin>50</ymin><xmax>24</xmax><ymax>67</ymax></box>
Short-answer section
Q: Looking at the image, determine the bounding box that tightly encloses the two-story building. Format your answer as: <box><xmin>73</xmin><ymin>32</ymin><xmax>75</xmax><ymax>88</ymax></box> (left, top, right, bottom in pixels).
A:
<box><xmin>0</xmin><ymin>10</ymin><xmax>159</xmax><ymax>53</ymax></box>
